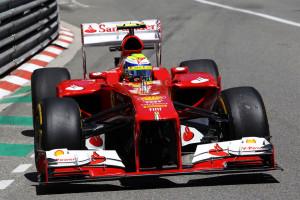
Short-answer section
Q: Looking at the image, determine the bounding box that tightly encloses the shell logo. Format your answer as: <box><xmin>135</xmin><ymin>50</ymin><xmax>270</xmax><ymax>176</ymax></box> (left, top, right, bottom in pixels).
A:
<box><xmin>54</xmin><ymin>150</ymin><xmax>64</xmax><ymax>157</ymax></box>
<box><xmin>246</xmin><ymin>138</ymin><xmax>256</xmax><ymax>144</ymax></box>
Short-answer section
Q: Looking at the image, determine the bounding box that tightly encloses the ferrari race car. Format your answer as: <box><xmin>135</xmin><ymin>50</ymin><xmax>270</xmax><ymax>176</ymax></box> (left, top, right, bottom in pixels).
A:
<box><xmin>31</xmin><ymin>19</ymin><xmax>280</xmax><ymax>184</ymax></box>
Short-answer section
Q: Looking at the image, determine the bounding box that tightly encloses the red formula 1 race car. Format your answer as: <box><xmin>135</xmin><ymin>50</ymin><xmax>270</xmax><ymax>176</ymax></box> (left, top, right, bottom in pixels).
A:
<box><xmin>31</xmin><ymin>19</ymin><xmax>280</xmax><ymax>184</ymax></box>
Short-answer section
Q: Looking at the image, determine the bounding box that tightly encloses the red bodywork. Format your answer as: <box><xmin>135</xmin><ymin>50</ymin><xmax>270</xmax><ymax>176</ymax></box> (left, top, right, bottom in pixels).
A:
<box><xmin>37</xmin><ymin>33</ymin><xmax>278</xmax><ymax>184</ymax></box>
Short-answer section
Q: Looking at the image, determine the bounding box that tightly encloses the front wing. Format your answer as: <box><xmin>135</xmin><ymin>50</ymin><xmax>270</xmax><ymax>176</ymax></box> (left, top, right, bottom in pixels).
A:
<box><xmin>37</xmin><ymin>137</ymin><xmax>281</xmax><ymax>184</ymax></box>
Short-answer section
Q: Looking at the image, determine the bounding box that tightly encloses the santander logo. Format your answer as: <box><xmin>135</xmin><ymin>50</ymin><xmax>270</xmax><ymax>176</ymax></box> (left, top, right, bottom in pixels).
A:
<box><xmin>208</xmin><ymin>144</ymin><xmax>229</xmax><ymax>157</ymax></box>
<box><xmin>98</xmin><ymin>23</ymin><xmax>156</xmax><ymax>33</ymax></box>
<box><xmin>89</xmin><ymin>136</ymin><xmax>103</xmax><ymax>147</ymax></box>
<box><xmin>90</xmin><ymin>152</ymin><xmax>106</xmax><ymax>165</ymax></box>
<box><xmin>183</xmin><ymin>126</ymin><xmax>194</xmax><ymax>141</ymax></box>
<box><xmin>85</xmin><ymin>25</ymin><xmax>97</xmax><ymax>33</ymax></box>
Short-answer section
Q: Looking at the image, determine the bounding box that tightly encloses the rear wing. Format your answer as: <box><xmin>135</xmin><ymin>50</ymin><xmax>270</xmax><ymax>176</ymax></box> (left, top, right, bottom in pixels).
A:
<box><xmin>81</xmin><ymin>19</ymin><xmax>161</xmax><ymax>47</ymax></box>
<box><xmin>80</xmin><ymin>19</ymin><xmax>162</xmax><ymax>78</ymax></box>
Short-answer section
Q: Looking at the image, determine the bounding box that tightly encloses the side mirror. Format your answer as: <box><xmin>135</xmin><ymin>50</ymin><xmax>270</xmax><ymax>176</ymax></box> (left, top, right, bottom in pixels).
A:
<box><xmin>89</xmin><ymin>72</ymin><xmax>107</xmax><ymax>79</ymax></box>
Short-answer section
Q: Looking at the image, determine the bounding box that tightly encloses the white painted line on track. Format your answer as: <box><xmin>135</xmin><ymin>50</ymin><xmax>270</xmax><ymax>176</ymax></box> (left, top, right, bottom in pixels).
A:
<box><xmin>71</xmin><ymin>0</ymin><xmax>89</xmax><ymax>8</ymax></box>
<box><xmin>12</xmin><ymin>164</ymin><xmax>32</xmax><ymax>173</ymax></box>
<box><xmin>58</xmin><ymin>0</ymin><xmax>89</xmax><ymax>8</ymax></box>
<box><xmin>32</xmin><ymin>54</ymin><xmax>54</xmax><ymax>63</ymax></box>
<box><xmin>195</xmin><ymin>0</ymin><xmax>300</xmax><ymax>28</ymax></box>
<box><xmin>18</xmin><ymin>63</ymin><xmax>43</xmax><ymax>72</ymax></box>
<box><xmin>2</xmin><ymin>76</ymin><xmax>29</xmax><ymax>85</ymax></box>
<box><xmin>8</xmin><ymin>92</ymin><xmax>31</xmax><ymax>98</ymax></box>
<box><xmin>0</xmin><ymin>180</ymin><xmax>14</xmax><ymax>190</ymax></box>
<box><xmin>0</xmin><ymin>103</ymin><xmax>12</xmax><ymax>112</ymax></box>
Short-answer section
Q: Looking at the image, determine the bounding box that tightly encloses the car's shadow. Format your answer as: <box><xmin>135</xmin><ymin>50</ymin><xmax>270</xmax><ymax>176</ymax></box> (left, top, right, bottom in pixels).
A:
<box><xmin>24</xmin><ymin>172</ymin><xmax>279</xmax><ymax>195</ymax></box>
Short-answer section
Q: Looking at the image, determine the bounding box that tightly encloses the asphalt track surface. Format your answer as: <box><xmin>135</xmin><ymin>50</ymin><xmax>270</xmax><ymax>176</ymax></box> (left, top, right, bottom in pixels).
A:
<box><xmin>0</xmin><ymin>0</ymin><xmax>299</xmax><ymax>199</ymax></box>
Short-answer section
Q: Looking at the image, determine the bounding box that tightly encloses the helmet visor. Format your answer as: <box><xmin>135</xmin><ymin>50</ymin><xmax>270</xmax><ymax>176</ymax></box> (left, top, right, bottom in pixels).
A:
<box><xmin>127</xmin><ymin>65</ymin><xmax>152</xmax><ymax>80</ymax></box>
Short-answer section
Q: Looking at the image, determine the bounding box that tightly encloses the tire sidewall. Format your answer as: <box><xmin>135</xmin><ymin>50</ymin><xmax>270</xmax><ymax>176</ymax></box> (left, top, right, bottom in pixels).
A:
<box><xmin>40</xmin><ymin>98</ymin><xmax>82</xmax><ymax>151</ymax></box>
<box><xmin>218</xmin><ymin>87</ymin><xmax>270</xmax><ymax>140</ymax></box>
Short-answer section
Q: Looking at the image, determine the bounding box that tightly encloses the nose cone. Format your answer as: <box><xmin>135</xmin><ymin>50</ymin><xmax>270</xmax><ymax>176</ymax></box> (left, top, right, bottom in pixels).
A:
<box><xmin>134</xmin><ymin>94</ymin><xmax>178</xmax><ymax>121</ymax></box>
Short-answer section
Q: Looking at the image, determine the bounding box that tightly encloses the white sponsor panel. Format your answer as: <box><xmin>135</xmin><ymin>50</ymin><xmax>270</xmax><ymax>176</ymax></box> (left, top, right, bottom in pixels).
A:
<box><xmin>46</xmin><ymin>149</ymin><xmax>125</xmax><ymax>168</ymax></box>
<box><xmin>82</xmin><ymin>19</ymin><xmax>161</xmax><ymax>46</ymax></box>
<box><xmin>85</xmin><ymin>134</ymin><xmax>105</xmax><ymax>150</ymax></box>
<box><xmin>180</xmin><ymin>125</ymin><xmax>204</xmax><ymax>146</ymax></box>
<box><xmin>192</xmin><ymin>137</ymin><xmax>272</xmax><ymax>164</ymax></box>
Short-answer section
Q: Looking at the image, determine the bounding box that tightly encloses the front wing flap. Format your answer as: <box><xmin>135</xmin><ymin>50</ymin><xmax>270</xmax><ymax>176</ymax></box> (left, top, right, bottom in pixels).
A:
<box><xmin>192</xmin><ymin>137</ymin><xmax>274</xmax><ymax>169</ymax></box>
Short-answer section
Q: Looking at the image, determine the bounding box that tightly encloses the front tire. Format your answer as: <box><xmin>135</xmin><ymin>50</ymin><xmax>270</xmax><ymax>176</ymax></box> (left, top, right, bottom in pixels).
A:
<box><xmin>31</xmin><ymin>68</ymin><xmax>70</xmax><ymax>166</ymax></box>
<box><xmin>35</xmin><ymin>98</ymin><xmax>82</xmax><ymax>169</ymax></box>
<box><xmin>215</xmin><ymin>87</ymin><xmax>270</xmax><ymax>140</ymax></box>
<box><xmin>39</xmin><ymin>98</ymin><xmax>82</xmax><ymax>150</ymax></box>
<box><xmin>31</xmin><ymin>67</ymin><xmax>70</xmax><ymax>114</ymax></box>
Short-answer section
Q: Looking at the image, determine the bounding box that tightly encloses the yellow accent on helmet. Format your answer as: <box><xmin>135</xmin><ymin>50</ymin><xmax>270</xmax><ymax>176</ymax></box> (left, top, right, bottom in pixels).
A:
<box><xmin>128</xmin><ymin>65</ymin><xmax>152</xmax><ymax>70</ymax></box>
<box><xmin>127</xmin><ymin>54</ymin><xmax>146</xmax><ymax>60</ymax></box>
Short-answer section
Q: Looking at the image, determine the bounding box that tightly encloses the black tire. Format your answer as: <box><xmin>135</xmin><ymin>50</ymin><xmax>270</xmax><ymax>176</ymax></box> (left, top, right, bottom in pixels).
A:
<box><xmin>31</xmin><ymin>67</ymin><xmax>70</xmax><ymax>116</ymax></box>
<box><xmin>37</xmin><ymin>98</ymin><xmax>82</xmax><ymax>151</ymax></box>
<box><xmin>31</xmin><ymin>68</ymin><xmax>70</xmax><ymax>167</ymax></box>
<box><xmin>215</xmin><ymin>87</ymin><xmax>270</xmax><ymax>140</ymax></box>
<box><xmin>179</xmin><ymin>59</ymin><xmax>219</xmax><ymax>81</ymax></box>
<box><xmin>34</xmin><ymin>98</ymin><xmax>82</xmax><ymax>170</ymax></box>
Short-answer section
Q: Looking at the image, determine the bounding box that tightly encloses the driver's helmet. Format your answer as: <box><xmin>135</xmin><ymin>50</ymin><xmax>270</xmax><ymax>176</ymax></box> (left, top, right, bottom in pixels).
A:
<box><xmin>123</xmin><ymin>53</ymin><xmax>152</xmax><ymax>82</ymax></box>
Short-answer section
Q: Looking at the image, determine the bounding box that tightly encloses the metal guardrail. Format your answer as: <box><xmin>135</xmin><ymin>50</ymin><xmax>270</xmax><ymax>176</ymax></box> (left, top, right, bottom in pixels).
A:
<box><xmin>0</xmin><ymin>0</ymin><xmax>59</xmax><ymax>75</ymax></box>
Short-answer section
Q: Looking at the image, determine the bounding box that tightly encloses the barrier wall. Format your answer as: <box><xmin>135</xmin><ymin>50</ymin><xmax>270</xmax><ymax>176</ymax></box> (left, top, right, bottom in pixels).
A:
<box><xmin>0</xmin><ymin>0</ymin><xmax>59</xmax><ymax>75</ymax></box>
